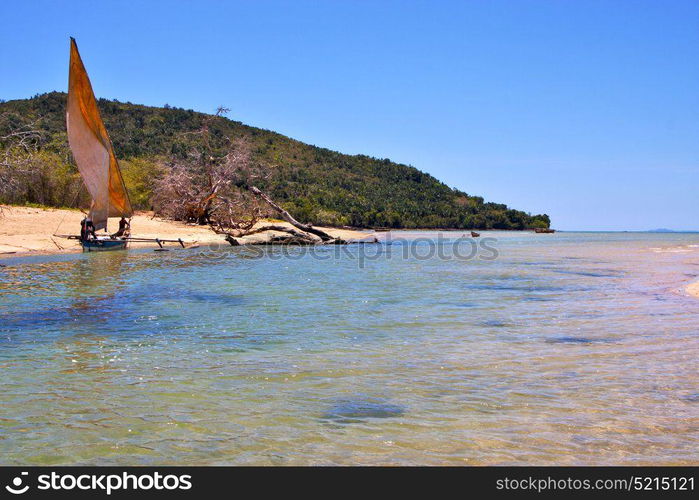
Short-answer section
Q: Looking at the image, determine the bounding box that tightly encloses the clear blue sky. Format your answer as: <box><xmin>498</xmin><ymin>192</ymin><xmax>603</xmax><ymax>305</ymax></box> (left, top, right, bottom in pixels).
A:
<box><xmin>1</xmin><ymin>0</ymin><xmax>697</xmax><ymax>230</ymax></box>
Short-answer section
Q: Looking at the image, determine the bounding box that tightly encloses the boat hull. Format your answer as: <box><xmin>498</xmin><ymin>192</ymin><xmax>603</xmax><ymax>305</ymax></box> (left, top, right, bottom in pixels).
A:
<box><xmin>81</xmin><ymin>239</ymin><xmax>128</xmax><ymax>252</ymax></box>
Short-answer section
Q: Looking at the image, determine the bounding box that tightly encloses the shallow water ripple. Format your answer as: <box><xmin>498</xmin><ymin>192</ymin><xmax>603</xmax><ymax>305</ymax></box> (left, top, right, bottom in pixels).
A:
<box><xmin>1</xmin><ymin>232</ymin><xmax>698</xmax><ymax>464</ymax></box>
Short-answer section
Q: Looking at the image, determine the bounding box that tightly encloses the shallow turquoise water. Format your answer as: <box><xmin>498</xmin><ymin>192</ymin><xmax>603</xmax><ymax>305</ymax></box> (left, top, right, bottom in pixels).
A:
<box><xmin>1</xmin><ymin>231</ymin><xmax>698</xmax><ymax>465</ymax></box>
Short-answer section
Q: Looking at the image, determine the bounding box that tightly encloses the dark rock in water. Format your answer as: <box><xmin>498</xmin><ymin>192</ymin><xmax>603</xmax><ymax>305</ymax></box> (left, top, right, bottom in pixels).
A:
<box><xmin>322</xmin><ymin>398</ymin><xmax>405</xmax><ymax>423</ymax></box>
<box><xmin>553</xmin><ymin>269</ymin><xmax>620</xmax><ymax>278</ymax></box>
<box><xmin>225</xmin><ymin>235</ymin><xmax>241</xmax><ymax>246</ymax></box>
<box><xmin>681</xmin><ymin>393</ymin><xmax>699</xmax><ymax>403</ymax></box>
<box><xmin>456</xmin><ymin>302</ymin><xmax>478</xmax><ymax>308</ymax></box>
<box><xmin>523</xmin><ymin>296</ymin><xmax>552</xmax><ymax>302</ymax></box>
<box><xmin>186</xmin><ymin>292</ymin><xmax>245</xmax><ymax>306</ymax></box>
<box><xmin>481</xmin><ymin>320</ymin><xmax>508</xmax><ymax>327</ymax></box>
<box><xmin>547</xmin><ymin>336</ymin><xmax>592</xmax><ymax>344</ymax></box>
<box><xmin>546</xmin><ymin>336</ymin><xmax>614</xmax><ymax>345</ymax></box>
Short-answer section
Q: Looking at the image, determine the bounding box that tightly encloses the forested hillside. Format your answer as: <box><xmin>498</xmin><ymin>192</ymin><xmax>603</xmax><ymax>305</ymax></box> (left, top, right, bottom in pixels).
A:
<box><xmin>0</xmin><ymin>92</ymin><xmax>550</xmax><ymax>229</ymax></box>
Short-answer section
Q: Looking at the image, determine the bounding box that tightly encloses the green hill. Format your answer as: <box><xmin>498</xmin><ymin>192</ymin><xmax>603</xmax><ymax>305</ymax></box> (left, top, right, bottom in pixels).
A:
<box><xmin>0</xmin><ymin>92</ymin><xmax>550</xmax><ymax>229</ymax></box>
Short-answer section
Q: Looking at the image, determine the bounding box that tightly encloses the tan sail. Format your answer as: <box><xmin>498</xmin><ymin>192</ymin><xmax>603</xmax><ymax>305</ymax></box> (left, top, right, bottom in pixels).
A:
<box><xmin>67</xmin><ymin>37</ymin><xmax>131</xmax><ymax>231</ymax></box>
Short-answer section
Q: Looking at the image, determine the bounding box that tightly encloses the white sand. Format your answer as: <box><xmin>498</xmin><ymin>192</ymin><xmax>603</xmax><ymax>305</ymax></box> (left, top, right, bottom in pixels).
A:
<box><xmin>0</xmin><ymin>205</ymin><xmax>375</xmax><ymax>257</ymax></box>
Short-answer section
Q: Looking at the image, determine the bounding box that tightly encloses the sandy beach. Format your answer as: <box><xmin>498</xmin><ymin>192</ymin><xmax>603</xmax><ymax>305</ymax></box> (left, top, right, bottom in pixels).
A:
<box><xmin>687</xmin><ymin>281</ymin><xmax>699</xmax><ymax>299</ymax></box>
<box><xmin>0</xmin><ymin>205</ymin><xmax>375</xmax><ymax>257</ymax></box>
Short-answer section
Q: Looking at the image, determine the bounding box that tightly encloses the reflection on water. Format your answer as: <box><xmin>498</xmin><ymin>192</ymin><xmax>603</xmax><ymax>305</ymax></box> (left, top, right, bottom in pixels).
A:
<box><xmin>1</xmin><ymin>231</ymin><xmax>698</xmax><ymax>465</ymax></box>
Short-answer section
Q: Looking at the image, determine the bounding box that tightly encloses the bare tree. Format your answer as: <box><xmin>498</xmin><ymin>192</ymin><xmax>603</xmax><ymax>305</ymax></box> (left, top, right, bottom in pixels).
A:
<box><xmin>0</xmin><ymin>119</ymin><xmax>44</xmax><ymax>204</ymax></box>
<box><xmin>150</xmin><ymin>107</ymin><xmax>341</xmax><ymax>245</ymax></box>
<box><xmin>0</xmin><ymin>113</ymin><xmax>84</xmax><ymax>211</ymax></box>
<box><xmin>152</xmin><ymin>135</ymin><xmax>267</xmax><ymax>225</ymax></box>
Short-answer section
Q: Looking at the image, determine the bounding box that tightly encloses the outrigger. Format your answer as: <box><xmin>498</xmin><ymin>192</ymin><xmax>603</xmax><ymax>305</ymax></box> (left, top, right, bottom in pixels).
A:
<box><xmin>54</xmin><ymin>234</ymin><xmax>187</xmax><ymax>252</ymax></box>
<box><xmin>56</xmin><ymin>38</ymin><xmax>187</xmax><ymax>252</ymax></box>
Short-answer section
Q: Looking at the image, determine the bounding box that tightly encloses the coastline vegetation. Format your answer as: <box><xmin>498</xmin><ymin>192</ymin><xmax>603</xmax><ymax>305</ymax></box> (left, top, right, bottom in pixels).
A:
<box><xmin>0</xmin><ymin>92</ymin><xmax>550</xmax><ymax>230</ymax></box>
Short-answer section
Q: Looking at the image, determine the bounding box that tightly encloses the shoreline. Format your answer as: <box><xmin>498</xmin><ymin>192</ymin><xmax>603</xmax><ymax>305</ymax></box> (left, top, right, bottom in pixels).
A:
<box><xmin>4</xmin><ymin>205</ymin><xmax>699</xmax><ymax>302</ymax></box>
<box><xmin>0</xmin><ymin>205</ymin><xmax>375</xmax><ymax>259</ymax></box>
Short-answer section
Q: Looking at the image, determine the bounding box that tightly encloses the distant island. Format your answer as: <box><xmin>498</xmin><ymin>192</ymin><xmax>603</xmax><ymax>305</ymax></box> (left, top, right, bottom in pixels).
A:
<box><xmin>0</xmin><ymin>92</ymin><xmax>550</xmax><ymax>230</ymax></box>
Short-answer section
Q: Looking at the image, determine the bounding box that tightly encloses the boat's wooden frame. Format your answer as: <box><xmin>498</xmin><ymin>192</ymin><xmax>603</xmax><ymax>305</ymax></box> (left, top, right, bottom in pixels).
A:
<box><xmin>81</xmin><ymin>237</ymin><xmax>128</xmax><ymax>252</ymax></box>
<box><xmin>55</xmin><ymin>234</ymin><xmax>186</xmax><ymax>252</ymax></box>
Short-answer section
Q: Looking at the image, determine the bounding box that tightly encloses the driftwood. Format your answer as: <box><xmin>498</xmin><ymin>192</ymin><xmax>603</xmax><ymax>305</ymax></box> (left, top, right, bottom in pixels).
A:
<box><xmin>225</xmin><ymin>224</ymin><xmax>322</xmax><ymax>246</ymax></box>
<box><xmin>248</xmin><ymin>186</ymin><xmax>335</xmax><ymax>242</ymax></box>
<box><xmin>233</xmin><ymin>224</ymin><xmax>320</xmax><ymax>240</ymax></box>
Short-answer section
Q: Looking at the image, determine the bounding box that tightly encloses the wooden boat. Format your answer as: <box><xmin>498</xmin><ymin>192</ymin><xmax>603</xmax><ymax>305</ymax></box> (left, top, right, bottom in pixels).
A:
<box><xmin>81</xmin><ymin>237</ymin><xmax>128</xmax><ymax>252</ymax></box>
<box><xmin>54</xmin><ymin>41</ymin><xmax>189</xmax><ymax>252</ymax></box>
<box><xmin>65</xmin><ymin>38</ymin><xmax>133</xmax><ymax>252</ymax></box>
<box><xmin>534</xmin><ymin>228</ymin><xmax>556</xmax><ymax>233</ymax></box>
<box><xmin>470</xmin><ymin>231</ymin><xmax>480</xmax><ymax>237</ymax></box>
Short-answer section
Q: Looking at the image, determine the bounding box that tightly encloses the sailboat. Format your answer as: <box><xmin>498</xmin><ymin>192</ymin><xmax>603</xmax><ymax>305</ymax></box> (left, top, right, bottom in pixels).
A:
<box><xmin>66</xmin><ymin>37</ymin><xmax>132</xmax><ymax>252</ymax></box>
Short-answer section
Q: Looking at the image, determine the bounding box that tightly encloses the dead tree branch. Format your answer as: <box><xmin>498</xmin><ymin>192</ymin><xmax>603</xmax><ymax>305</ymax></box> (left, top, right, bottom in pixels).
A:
<box><xmin>248</xmin><ymin>186</ymin><xmax>335</xmax><ymax>242</ymax></box>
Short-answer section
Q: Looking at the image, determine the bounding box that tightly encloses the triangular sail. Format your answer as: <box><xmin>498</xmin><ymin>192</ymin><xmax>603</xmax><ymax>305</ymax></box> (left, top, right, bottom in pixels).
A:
<box><xmin>67</xmin><ymin>37</ymin><xmax>131</xmax><ymax>231</ymax></box>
